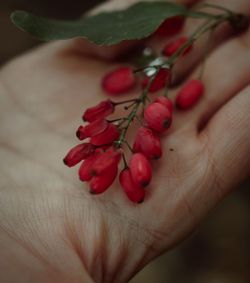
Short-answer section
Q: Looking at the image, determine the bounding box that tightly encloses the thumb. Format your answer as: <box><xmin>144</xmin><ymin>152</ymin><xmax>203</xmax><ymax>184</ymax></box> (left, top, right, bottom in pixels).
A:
<box><xmin>201</xmin><ymin>86</ymin><xmax>250</xmax><ymax>199</ymax></box>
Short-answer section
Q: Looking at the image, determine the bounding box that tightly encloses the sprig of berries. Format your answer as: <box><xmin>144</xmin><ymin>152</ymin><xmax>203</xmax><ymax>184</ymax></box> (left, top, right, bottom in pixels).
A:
<box><xmin>64</xmin><ymin>6</ymin><xmax>248</xmax><ymax>203</ymax></box>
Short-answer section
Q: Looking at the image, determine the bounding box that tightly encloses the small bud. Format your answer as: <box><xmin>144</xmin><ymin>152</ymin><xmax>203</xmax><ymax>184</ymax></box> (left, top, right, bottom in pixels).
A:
<box><xmin>144</xmin><ymin>102</ymin><xmax>172</xmax><ymax>133</ymax></box>
<box><xmin>175</xmin><ymin>79</ymin><xmax>204</xmax><ymax>110</ymax></box>
<box><xmin>83</xmin><ymin>100</ymin><xmax>114</xmax><ymax>122</ymax></box>
<box><xmin>142</xmin><ymin>68</ymin><xmax>171</xmax><ymax>93</ymax></box>
<box><xmin>90</xmin><ymin>163</ymin><xmax>118</xmax><ymax>194</ymax></box>
<box><xmin>162</xmin><ymin>36</ymin><xmax>192</xmax><ymax>57</ymax></box>
<box><xmin>102</xmin><ymin>66</ymin><xmax>136</xmax><ymax>95</ymax></box>
<box><xmin>63</xmin><ymin>143</ymin><xmax>95</xmax><ymax>167</ymax></box>
<box><xmin>129</xmin><ymin>153</ymin><xmax>152</xmax><ymax>188</ymax></box>
<box><xmin>76</xmin><ymin>119</ymin><xmax>108</xmax><ymax>140</ymax></box>
<box><xmin>155</xmin><ymin>96</ymin><xmax>173</xmax><ymax>113</ymax></box>
<box><xmin>119</xmin><ymin>169</ymin><xmax>145</xmax><ymax>203</ymax></box>
<box><xmin>90</xmin><ymin>123</ymin><xmax>120</xmax><ymax>146</ymax></box>
<box><xmin>133</xmin><ymin>127</ymin><xmax>162</xmax><ymax>159</ymax></box>
<box><xmin>155</xmin><ymin>16</ymin><xmax>185</xmax><ymax>37</ymax></box>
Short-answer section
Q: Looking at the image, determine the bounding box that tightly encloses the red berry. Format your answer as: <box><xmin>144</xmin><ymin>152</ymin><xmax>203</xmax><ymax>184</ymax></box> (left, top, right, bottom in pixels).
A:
<box><xmin>63</xmin><ymin>143</ymin><xmax>95</xmax><ymax>167</ymax></box>
<box><xmin>119</xmin><ymin>169</ymin><xmax>145</xmax><ymax>203</ymax></box>
<box><xmin>90</xmin><ymin>163</ymin><xmax>118</xmax><ymax>194</ymax></box>
<box><xmin>162</xmin><ymin>36</ymin><xmax>192</xmax><ymax>57</ymax></box>
<box><xmin>79</xmin><ymin>151</ymin><xmax>102</xmax><ymax>182</ymax></box>
<box><xmin>155</xmin><ymin>96</ymin><xmax>173</xmax><ymax>113</ymax></box>
<box><xmin>176</xmin><ymin>79</ymin><xmax>204</xmax><ymax>110</ymax></box>
<box><xmin>76</xmin><ymin>119</ymin><xmax>108</xmax><ymax>141</ymax></box>
<box><xmin>129</xmin><ymin>153</ymin><xmax>152</xmax><ymax>188</ymax></box>
<box><xmin>142</xmin><ymin>68</ymin><xmax>170</xmax><ymax>93</ymax></box>
<box><xmin>90</xmin><ymin>123</ymin><xmax>120</xmax><ymax>146</ymax></box>
<box><xmin>144</xmin><ymin>102</ymin><xmax>172</xmax><ymax>133</ymax></box>
<box><xmin>133</xmin><ymin>137</ymin><xmax>141</xmax><ymax>153</ymax></box>
<box><xmin>133</xmin><ymin>127</ymin><xmax>162</xmax><ymax>159</ymax></box>
<box><xmin>83</xmin><ymin>100</ymin><xmax>114</xmax><ymax>122</ymax></box>
<box><xmin>91</xmin><ymin>147</ymin><xmax>121</xmax><ymax>176</ymax></box>
<box><xmin>76</xmin><ymin>126</ymin><xmax>86</xmax><ymax>141</ymax></box>
<box><xmin>155</xmin><ymin>16</ymin><xmax>185</xmax><ymax>37</ymax></box>
<box><xmin>102</xmin><ymin>66</ymin><xmax>136</xmax><ymax>95</ymax></box>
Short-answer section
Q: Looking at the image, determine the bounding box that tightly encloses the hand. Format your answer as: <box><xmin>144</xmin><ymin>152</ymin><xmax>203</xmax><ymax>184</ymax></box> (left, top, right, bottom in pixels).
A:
<box><xmin>0</xmin><ymin>0</ymin><xmax>249</xmax><ymax>282</ymax></box>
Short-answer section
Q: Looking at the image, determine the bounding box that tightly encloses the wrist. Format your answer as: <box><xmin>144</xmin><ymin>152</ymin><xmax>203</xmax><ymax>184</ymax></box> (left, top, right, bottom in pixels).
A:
<box><xmin>67</xmin><ymin>198</ymin><xmax>154</xmax><ymax>283</ymax></box>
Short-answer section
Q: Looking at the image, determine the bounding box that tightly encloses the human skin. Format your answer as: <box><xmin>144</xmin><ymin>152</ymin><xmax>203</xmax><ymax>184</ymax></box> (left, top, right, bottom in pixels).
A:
<box><xmin>0</xmin><ymin>0</ymin><xmax>249</xmax><ymax>282</ymax></box>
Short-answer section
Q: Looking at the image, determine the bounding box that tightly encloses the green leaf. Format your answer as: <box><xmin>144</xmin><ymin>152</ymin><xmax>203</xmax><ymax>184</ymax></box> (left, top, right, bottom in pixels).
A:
<box><xmin>11</xmin><ymin>1</ymin><xmax>210</xmax><ymax>46</ymax></box>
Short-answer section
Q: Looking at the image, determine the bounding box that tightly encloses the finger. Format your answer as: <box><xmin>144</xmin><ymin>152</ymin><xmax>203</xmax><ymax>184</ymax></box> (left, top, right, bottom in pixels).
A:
<box><xmin>173</xmin><ymin>27</ymin><xmax>250</xmax><ymax>131</ymax></box>
<box><xmin>67</xmin><ymin>0</ymin><xmax>201</xmax><ymax>60</ymax></box>
<box><xmin>147</xmin><ymin>0</ymin><xmax>250</xmax><ymax>83</ymax></box>
<box><xmin>199</xmin><ymin>86</ymin><xmax>250</xmax><ymax>200</ymax></box>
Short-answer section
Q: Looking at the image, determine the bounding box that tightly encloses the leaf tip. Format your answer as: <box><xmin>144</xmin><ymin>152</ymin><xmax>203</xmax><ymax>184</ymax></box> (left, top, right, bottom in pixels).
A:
<box><xmin>11</xmin><ymin>10</ymin><xmax>24</xmax><ymax>25</ymax></box>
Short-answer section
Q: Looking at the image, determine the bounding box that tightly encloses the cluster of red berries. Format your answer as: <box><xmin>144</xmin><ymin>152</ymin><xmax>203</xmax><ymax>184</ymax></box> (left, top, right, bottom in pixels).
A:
<box><xmin>64</xmin><ymin>16</ymin><xmax>205</xmax><ymax>203</ymax></box>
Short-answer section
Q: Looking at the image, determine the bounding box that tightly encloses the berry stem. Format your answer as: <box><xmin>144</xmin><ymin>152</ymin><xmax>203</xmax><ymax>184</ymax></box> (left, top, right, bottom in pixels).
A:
<box><xmin>135</xmin><ymin>115</ymin><xmax>144</xmax><ymax>125</ymax></box>
<box><xmin>125</xmin><ymin>140</ymin><xmax>133</xmax><ymax>152</ymax></box>
<box><xmin>108</xmin><ymin>117</ymin><xmax>127</xmax><ymax>123</ymax></box>
<box><xmin>168</xmin><ymin>16</ymin><xmax>223</xmax><ymax>67</ymax></box>
<box><xmin>133</xmin><ymin>66</ymin><xmax>156</xmax><ymax>74</ymax></box>
<box><xmin>113</xmin><ymin>98</ymin><xmax>139</xmax><ymax>106</ymax></box>
<box><xmin>122</xmin><ymin>153</ymin><xmax>129</xmax><ymax>169</ymax></box>
<box><xmin>201</xmin><ymin>3</ymin><xmax>234</xmax><ymax>15</ymax></box>
<box><xmin>116</xmin><ymin>103</ymin><xmax>140</xmax><ymax>147</ymax></box>
<box><xmin>124</xmin><ymin>100</ymin><xmax>139</xmax><ymax>110</ymax></box>
<box><xmin>115</xmin><ymin>72</ymin><xmax>159</xmax><ymax>148</ymax></box>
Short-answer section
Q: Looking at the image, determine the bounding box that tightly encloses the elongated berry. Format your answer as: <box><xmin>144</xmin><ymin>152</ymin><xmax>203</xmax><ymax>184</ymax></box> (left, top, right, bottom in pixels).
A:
<box><xmin>133</xmin><ymin>137</ymin><xmax>142</xmax><ymax>153</ymax></box>
<box><xmin>119</xmin><ymin>169</ymin><xmax>145</xmax><ymax>203</ymax></box>
<box><xmin>129</xmin><ymin>153</ymin><xmax>152</xmax><ymax>188</ymax></box>
<box><xmin>90</xmin><ymin>163</ymin><xmax>118</xmax><ymax>194</ymax></box>
<box><xmin>91</xmin><ymin>147</ymin><xmax>121</xmax><ymax>176</ymax></box>
<box><xmin>90</xmin><ymin>123</ymin><xmax>120</xmax><ymax>146</ymax></box>
<box><xmin>155</xmin><ymin>96</ymin><xmax>173</xmax><ymax>113</ymax></box>
<box><xmin>133</xmin><ymin>127</ymin><xmax>162</xmax><ymax>159</ymax></box>
<box><xmin>63</xmin><ymin>143</ymin><xmax>95</xmax><ymax>167</ymax></box>
<box><xmin>144</xmin><ymin>102</ymin><xmax>172</xmax><ymax>133</ymax></box>
<box><xmin>76</xmin><ymin>119</ymin><xmax>108</xmax><ymax>140</ymax></box>
<box><xmin>155</xmin><ymin>16</ymin><xmax>185</xmax><ymax>37</ymax></box>
<box><xmin>162</xmin><ymin>36</ymin><xmax>192</xmax><ymax>57</ymax></box>
<box><xmin>142</xmin><ymin>68</ymin><xmax>170</xmax><ymax>93</ymax></box>
<box><xmin>79</xmin><ymin>151</ymin><xmax>102</xmax><ymax>182</ymax></box>
<box><xmin>83</xmin><ymin>100</ymin><xmax>114</xmax><ymax>122</ymax></box>
<box><xmin>176</xmin><ymin>79</ymin><xmax>204</xmax><ymax>110</ymax></box>
<box><xmin>102</xmin><ymin>66</ymin><xmax>136</xmax><ymax>95</ymax></box>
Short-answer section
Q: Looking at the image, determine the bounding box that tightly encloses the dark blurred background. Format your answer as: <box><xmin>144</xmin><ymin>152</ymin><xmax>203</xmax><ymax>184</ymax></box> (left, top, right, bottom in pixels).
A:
<box><xmin>0</xmin><ymin>0</ymin><xmax>103</xmax><ymax>64</ymax></box>
<box><xmin>0</xmin><ymin>1</ymin><xmax>250</xmax><ymax>282</ymax></box>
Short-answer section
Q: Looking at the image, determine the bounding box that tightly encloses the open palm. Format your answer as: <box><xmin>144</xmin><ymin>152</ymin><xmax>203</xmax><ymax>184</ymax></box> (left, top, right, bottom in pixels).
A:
<box><xmin>0</xmin><ymin>0</ymin><xmax>250</xmax><ymax>282</ymax></box>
